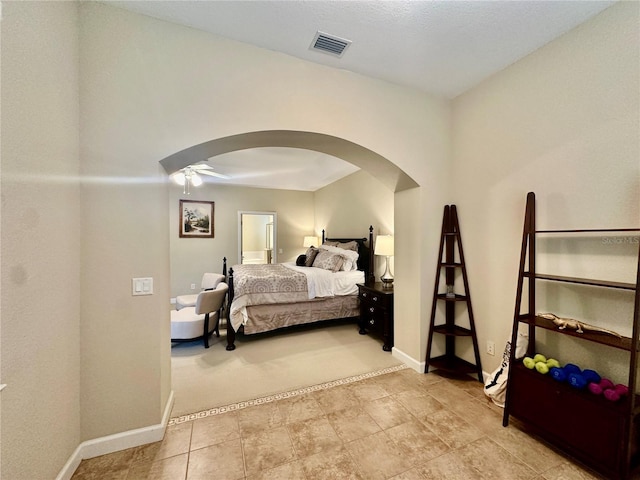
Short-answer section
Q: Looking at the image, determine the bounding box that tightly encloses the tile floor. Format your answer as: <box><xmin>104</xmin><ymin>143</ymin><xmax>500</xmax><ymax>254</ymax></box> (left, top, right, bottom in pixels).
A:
<box><xmin>71</xmin><ymin>368</ymin><xmax>616</xmax><ymax>480</ymax></box>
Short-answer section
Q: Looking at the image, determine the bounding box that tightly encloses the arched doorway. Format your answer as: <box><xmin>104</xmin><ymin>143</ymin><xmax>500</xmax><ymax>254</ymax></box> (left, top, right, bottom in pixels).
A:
<box><xmin>159</xmin><ymin>130</ymin><xmax>418</xmax><ymax>194</ymax></box>
<box><xmin>162</xmin><ymin>130</ymin><xmax>426</xmax><ymax>396</ymax></box>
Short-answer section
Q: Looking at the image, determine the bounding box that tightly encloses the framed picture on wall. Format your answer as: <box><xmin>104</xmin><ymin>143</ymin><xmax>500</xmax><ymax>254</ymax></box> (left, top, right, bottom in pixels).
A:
<box><xmin>180</xmin><ymin>200</ymin><xmax>214</xmax><ymax>238</ymax></box>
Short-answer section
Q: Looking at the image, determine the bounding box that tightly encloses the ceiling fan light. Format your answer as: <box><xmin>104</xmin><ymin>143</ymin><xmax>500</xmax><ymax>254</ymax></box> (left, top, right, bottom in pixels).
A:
<box><xmin>190</xmin><ymin>173</ymin><xmax>203</xmax><ymax>186</ymax></box>
<box><xmin>172</xmin><ymin>172</ymin><xmax>186</xmax><ymax>186</ymax></box>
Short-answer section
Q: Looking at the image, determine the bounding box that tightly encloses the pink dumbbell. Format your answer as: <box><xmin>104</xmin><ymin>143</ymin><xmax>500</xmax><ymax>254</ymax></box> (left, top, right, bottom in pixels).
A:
<box><xmin>588</xmin><ymin>378</ymin><xmax>614</xmax><ymax>395</ymax></box>
<box><xmin>604</xmin><ymin>384</ymin><xmax>628</xmax><ymax>402</ymax></box>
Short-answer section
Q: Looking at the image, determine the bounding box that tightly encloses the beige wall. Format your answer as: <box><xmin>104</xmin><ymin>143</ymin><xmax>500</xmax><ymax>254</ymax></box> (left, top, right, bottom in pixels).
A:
<box><xmin>170</xmin><ymin>185</ymin><xmax>314</xmax><ymax>298</ymax></box>
<box><xmin>3</xmin><ymin>1</ymin><xmax>636</xmax><ymax>477</ymax></box>
<box><xmin>1</xmin><ymin>2</ymin><xmax>82</xmax><ymax>478</ymax></box>
<box><xmin>451</xmin><ymin>1</ymin><xmax>639</xmax><ymax>376</ymax></box>
<box><xmin>314</xmin><ymin>170</ymin><xmax>394</xmax><ymax>281</ymax></box>
<box><xmin>76</xmin><ymin>0</ymin><xmax>445</xmax><ymax>449</ymax></box>
<box><xmin>79</xmin><ymin>4</ymin><xmax>172</xmax><ymax>441</ymax></box>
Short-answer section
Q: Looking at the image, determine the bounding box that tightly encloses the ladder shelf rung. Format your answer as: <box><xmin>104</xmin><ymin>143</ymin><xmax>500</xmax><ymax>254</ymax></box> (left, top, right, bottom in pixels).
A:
<box><xmin>436</xmin><ymin>293</ymin><xmax>468</xmax><ymax>301</ymax></box>
<box><xmin>524</xmin><ymin>272</ymin><xmax>636</xmax><ymax>290</ymax></box>
<box><xmin>535</xmin><ymin>228</ymin><xmax>640</xmax><ymax>234</ymax></box>
<box><xmin>427</xmin><ymin>355</ymin><xmax>479</xmax><ymax>374</ymax></box>
<box><xmin>432</xmin><ymin>324</ymin><xmax>473</xmax><ymax>336</ymax></box>
<box><xmin>517</xmin><ymin>314</ymin><xmax>633</xmax><ymax>351</ymax></box>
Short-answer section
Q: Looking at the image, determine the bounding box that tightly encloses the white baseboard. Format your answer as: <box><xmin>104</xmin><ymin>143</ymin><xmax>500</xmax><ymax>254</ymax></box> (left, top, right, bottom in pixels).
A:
<box><xmin>392</xmin><ymin>347</ymin><xmax>425</xmax><ymax>373</ymax></box>
<box><xmin>56</xmin><ymin>390</ymin><xmax>174</xmax><ymax>480</ymax></box>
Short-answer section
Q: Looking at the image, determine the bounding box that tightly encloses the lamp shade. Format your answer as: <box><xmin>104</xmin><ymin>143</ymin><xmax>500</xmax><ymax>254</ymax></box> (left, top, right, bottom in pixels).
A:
<box><xmin>189</xmin><ymin>172</ymin><xmax>203</xmax><ymax>186</ymax></box>
<box><xmin>172</xmin><ymin>171</ymin><xmax>186</xmax><ymax>186</ymax></box>
<box><xmin>374</xmin><ymin>235</ymin><xmax>394</xmax><ymax>256</ymax></box>
<box><xmin>303</xmin><ymin>236</ymin><xmax>319</xmax><ymax>248</ymax></box>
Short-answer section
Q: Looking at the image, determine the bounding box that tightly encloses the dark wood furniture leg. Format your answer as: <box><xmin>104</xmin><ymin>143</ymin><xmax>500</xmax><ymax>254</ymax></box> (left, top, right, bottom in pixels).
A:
<box><xmin>225</xmin><ymin>266</ymin><xmax>236</xmax><ymax>350</ymax></box>
<box><xmin>203</xmin><ymin>313</ymin><xmax>210</xmax><ymax>348</ymax></box>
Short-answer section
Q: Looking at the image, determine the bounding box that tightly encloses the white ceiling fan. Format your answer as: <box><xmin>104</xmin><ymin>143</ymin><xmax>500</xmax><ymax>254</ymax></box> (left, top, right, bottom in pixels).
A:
<box><xmin>171</xmin><ymin>162</ymin><xmax>230</xmax><ymax>194</ymax></box>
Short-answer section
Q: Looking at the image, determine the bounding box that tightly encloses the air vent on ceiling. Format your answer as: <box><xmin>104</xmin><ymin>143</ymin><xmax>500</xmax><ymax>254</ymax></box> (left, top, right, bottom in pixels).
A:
<box><xmin>310</xmin><ymin>31</ymin><xmax>351</xmax><ymax>58</ymax></box>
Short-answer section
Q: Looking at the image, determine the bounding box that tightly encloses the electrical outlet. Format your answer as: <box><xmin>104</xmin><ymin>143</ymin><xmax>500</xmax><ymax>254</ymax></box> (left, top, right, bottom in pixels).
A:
<box><xmin>190</xmin><ymin>283</ymin><xmax>196</xmax><ymax>290</ymax></box>
<box><xmin>486</xmin><ymin>341</ymin><xmax>495</xmax><ymax>356</ymax></box>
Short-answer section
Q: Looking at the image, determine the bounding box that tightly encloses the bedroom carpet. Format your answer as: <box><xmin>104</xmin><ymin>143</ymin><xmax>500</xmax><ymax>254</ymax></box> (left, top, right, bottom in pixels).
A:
<box><xmin>169</xmin><ymin>319</ymin><xmax>403</xmax><ymax>419</ymax></box>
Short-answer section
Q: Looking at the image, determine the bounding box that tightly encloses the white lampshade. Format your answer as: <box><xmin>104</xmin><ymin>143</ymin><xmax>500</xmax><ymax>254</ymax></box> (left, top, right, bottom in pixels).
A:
<box><xmin>303</xmin><ymin>236</ymin><xmax>319</xmax><ymax>247</ymax></box>
<box><xmin>190</xmin><ymin>172</ymin><xmax>203</xmax><ymax>186</ymax></box>
<box><xmin>374</xmin><ymin>235</ymin><xmax>394</xmax><ymax>256</ymax></box>
<box><xmin>172</xmin><ymin>171</ymin><xmax>186</xmax><ymax>186</ymax></box>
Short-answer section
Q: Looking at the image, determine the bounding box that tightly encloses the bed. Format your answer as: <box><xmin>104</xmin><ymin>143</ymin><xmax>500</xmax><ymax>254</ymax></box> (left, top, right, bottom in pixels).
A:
<box><xmin>223</xmin><ymin>226</ymin><xmax>375</xmax><ymax>350</ymax></box>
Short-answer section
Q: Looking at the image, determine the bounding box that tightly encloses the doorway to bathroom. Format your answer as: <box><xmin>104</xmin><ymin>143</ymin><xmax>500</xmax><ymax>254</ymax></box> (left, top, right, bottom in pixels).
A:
<box><xmin>238</xmin><ymin>211</ymin><xmax>276</xmax><ymax>265</ymax></box>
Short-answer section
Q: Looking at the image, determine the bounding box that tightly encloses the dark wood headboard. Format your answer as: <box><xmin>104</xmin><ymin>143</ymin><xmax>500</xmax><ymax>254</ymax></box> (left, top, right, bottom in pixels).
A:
<box><xmin>322</xmin><ymin>225</ymin><xmax>375</xmax><ymax>284</ymax></box>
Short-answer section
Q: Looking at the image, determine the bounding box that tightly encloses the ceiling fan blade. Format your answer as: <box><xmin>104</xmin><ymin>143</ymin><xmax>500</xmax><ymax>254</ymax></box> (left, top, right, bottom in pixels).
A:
<box><xmin>191</xmin><ymin>164</ymin><xmax>215</xmax><ymax>171</ymax></box>
<box><xmin>198</xmin><ymin>169</ymin><xmax>231</xmax><ymax>179</ymax></box>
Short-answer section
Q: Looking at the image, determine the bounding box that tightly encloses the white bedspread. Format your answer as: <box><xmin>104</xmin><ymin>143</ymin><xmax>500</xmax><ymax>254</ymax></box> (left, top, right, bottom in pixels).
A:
<box><xmin>230</xmin><ymin>263</ymin><xmax>365</xmax><ymax>330</ymax></box>
<box><xmin>282</xmin><ymin>263</ymin><xmax>364</xmax><ymax>298</ymax></box>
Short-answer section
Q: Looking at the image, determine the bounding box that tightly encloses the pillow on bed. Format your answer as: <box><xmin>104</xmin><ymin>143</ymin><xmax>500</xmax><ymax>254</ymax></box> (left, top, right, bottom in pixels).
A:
<box><xmin>304</xmin><ymin>247</ymin><xmax>319</xmax><ymax>267</ymax></box>
<box><xmin>323</xmin><ymin>240</ymin><xmax>358</xmax><ymax>252</ymax></box>
<box><xmin>296</xmin><ymin>254</ymin><xmax>307</xmax><ymax>266</ymax></box>
<box><xmin>336</xmin><ymin>240</ymin><xmax>359</xmax><ymax>252</ymax></box>
<box><xmin>312</xmin><ymin>250</ymin><xmax>344</xmax><ymax>272</ymax></box>
<box><xmin>342</xmin><ymin>250</ymin><xmax>360</xmax><ymax>271</ymax></box>
<box><xmin>319</xmin><ymin>244</ymin><xmax>360</xmax><ymax>271</ymax></box>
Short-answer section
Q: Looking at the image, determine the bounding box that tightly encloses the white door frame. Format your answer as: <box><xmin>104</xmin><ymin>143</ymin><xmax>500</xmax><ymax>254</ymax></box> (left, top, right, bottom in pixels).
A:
<box><xmin>237</xmin><ymin>211</ymin><xmax>277</xmax><ymax>264</ymax></box>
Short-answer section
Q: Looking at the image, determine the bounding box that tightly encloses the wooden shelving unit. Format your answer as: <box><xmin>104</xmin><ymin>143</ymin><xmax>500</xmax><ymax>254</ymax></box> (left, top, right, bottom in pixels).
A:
<box><xmin>425</xmin><ymin>205</ymin><xmax>482</xmax><ymax>381</ymax></box>
<box><xmin>503</xmin><ymin>192</ymin><xmax>640</xmax><ymax>479</ymax></box>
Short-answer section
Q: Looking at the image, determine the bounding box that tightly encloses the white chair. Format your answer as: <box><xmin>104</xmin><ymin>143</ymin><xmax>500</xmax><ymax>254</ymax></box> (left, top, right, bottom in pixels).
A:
<box><xmin>175</xmin><ymin>272</ymin><xmax>225</xmax><ymax>310</ymax></box>
<box><xmin>171</xmin><ymin>282</ymin><xmax>229</xmax><ymax>348</ymax></box>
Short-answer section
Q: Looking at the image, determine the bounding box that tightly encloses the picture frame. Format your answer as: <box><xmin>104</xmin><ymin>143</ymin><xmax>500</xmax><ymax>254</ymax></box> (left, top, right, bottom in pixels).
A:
<box><xmin>179</xmin><ymin>200</ymin><xmax>214</xmax><ymax>238</ymax></box>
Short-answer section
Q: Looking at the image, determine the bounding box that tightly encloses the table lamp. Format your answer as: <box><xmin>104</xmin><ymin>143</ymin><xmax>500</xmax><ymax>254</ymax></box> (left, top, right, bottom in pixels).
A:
<box><xmin>303</xmin><ymin>235</ymin><xmax>319</xmax><ymax>248</ymax></box>
<box><xmin>374</xmin><ymin>235</ymin><xmax>394</xmax><ymax>287</ymax></box>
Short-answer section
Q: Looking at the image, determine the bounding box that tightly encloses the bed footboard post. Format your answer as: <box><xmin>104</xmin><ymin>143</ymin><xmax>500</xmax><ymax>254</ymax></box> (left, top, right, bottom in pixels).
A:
<box><xmin>225</xmin><ymin>267</ymin><xmax>236</xmax><ymax>350</ymax></box>
<box><xmin>368</xmin><ymin>225</ymin><xmax>375</xmax><ymax>284</ymax></box>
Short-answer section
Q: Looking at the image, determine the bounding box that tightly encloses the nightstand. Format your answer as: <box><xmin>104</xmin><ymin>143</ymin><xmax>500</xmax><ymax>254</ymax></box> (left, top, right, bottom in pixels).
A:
<box><xmin>357</xmin><ymin>282</ymin><xmax>394</xmax><ymax>351</ymax></box>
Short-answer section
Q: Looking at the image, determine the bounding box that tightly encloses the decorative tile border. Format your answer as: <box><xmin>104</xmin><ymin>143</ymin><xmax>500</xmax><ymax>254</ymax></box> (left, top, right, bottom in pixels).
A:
<box><xmin>169</xmin><ymin>363</ymin><xmax>408</xmax><ymax>425</ymax></box>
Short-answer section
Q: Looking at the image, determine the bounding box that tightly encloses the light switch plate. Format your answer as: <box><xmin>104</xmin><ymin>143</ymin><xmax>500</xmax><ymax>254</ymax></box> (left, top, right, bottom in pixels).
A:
<box><xmin>132</xmin><ymin>277</ymin><xmax>153</xmax><ymax>296</ymax></box>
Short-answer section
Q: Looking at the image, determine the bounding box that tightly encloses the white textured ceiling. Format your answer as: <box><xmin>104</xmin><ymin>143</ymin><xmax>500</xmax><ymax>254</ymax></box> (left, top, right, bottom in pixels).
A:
<box><xmin>203</xmin><ymin>147</ymin><xmax>360</xmax><ymax>192</ymax></box>
<box><xmin>106</xmin><ymin>0</ymin><xmax>616</xmax><ymax>190</ymax></box>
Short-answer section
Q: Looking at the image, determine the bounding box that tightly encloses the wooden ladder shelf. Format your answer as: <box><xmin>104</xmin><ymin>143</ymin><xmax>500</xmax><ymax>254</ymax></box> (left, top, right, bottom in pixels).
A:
<box><xmin>425</xmin><ymin>205</ymin><xmax>483</xmax><ymax>381</ymax></box>
<box><xmin>502</xmin><ymin>192</ymin><xmax>640</xmax><ymax>479</ymax></box>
